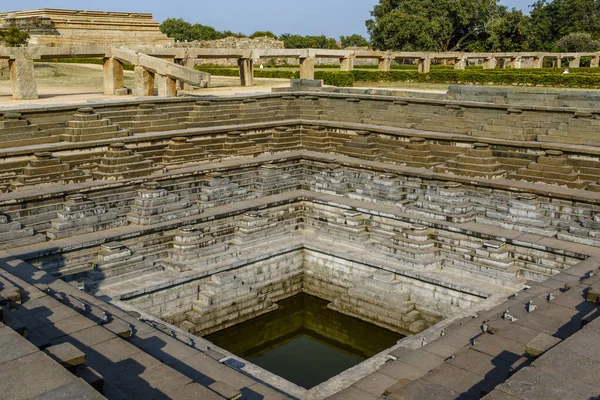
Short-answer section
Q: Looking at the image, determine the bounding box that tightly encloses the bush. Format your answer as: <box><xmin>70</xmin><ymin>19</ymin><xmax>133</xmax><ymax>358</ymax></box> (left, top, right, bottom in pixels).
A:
<box><xmin>195</xmin><ymin>66</ymin><xmax>354</xmax><ymax>86</ymax></box>
<box><xmin>352</xmin><ymin>70</ymin><xmax>421</xmax><ymax>82</ymax></box>
<box><xmin>555</xmin><ymin>32</ymin><xmax>600</xmax><ymax>52</ymax></box>
<box><xmin>425</xmin><ymin>70</ymin><xmax>600</xmax><ymax>88</ymax></box>
<box><xmin>255</xmin><ymin>69</ymin><xmax>299</xmax><ymax>79</ymax></box>
<box><xmin>315</xmin><ymin>71</ymin><xmax>354</xmax><ymax>87</ymax></box>
<box><xmin>195</xmin><ymin>67</ymin><xmax>240</xmax><ymax>77</ymax></box>
<box><xmin>349</xmin><ymin>67</ymin><xmax>600</xmax><ymax>88</ymax></box>
<box><xmin>0</xmin><ymin>26</ymin><xmax>29</xmax><ymax>47</ymax></box>
<box><xmin>38</xmin><ymin>58</ymin><xmax>134</xmax><ymax>70</ymax></box>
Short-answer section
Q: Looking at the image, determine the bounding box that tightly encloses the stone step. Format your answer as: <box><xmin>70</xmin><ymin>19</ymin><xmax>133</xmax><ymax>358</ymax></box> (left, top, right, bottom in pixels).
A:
<box><xmin>91</xmin><ymin>263</ymin><xmax>163</xmax><ymax>289</ymax></box>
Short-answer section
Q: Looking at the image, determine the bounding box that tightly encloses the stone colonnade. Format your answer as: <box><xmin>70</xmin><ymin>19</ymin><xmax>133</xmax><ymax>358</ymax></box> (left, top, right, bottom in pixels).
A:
<box><xmin>3</xmin><ymin>46</ymin><xmax>600</xmax><ymax>97</ymax></box>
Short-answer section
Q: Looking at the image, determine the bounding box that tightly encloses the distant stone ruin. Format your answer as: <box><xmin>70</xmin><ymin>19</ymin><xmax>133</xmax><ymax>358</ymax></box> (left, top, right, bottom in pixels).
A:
<box><xmin>0</xmin><ymin>8</ymin><xmax>172</xmax><ymax>46</ymax></box>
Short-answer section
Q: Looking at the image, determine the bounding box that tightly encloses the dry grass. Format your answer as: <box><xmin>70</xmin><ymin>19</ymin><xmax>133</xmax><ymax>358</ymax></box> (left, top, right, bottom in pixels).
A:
<box><xmin>0</xmin><ymin>62</ymin><xmax>285</xmax><ymax>90</ymax></box>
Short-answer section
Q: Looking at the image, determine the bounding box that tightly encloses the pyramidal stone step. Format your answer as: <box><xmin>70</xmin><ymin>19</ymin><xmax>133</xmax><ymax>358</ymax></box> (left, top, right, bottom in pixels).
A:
<box><xmin>46</xmin><ymin>194</ymin><xmax>127</xmax><ymax>240</ymax></box>
<box><xmin>87</xmin><ymin>241</ymin><xmax>160</xmax><ymax>290</ymax></box>
<box><xmin>347</xmin><ymin>173</ymin><xmax>408</xmax><ymax>205</ymax></box>
<box><xmin>508</xmin><ymin>150</ymin><xmax>587</xmax><ymax>189</ymax></box>
<box><xmin>269</xmin><ymin>126</ymin><xmax>302</xmax><ymax>152</ymax></box>
<box><xmin>477</xmin><ymin>193</ymin><xmax>557</xmax><ymax>237</ymax></box>
<box><xmin>10</xmin><ymin>152</ymin><xmax>91</xmax><ymax>191</ymax></box>
<box><xmin>196</xmin><ymin>172</ymin><xmax>253</xmax><ymax>209</ymax></box>
<box><xmin>254</xmin><ymin>164</ymin><xmax>295</xmax><ymax>195</ymax></box>
<box><xmin>300</xmin><ymin>125</ymin><xmax>335</xmax><ymax>152</ymax></box>
<box><xmin>0</xmin><ymin>112</ymin><xmax>42</xmax><ymax>141</ymax></box>
<box><xmin>0</xmin><ymin>214</ymin><xmax>45</xmax><ymax>250</ymax></box>
<box><xmin>117</xmin><ymin>103</ymin><xmax>182</xmax><ymax>134</ymax></box>
<box><xmin>92</xmin><ymin>143</ymin><xmax>160</xmax><ymax>180</ymax></box>
<box><xmin>406</xmin><ymin>182</ymin><xmax>476</xmax><ymax>223</ymax></box>
<box><xmin>162</xmin><ymin>136</ymin><xmax>210</xmax><ymax>165</ymax></box>
<box><xmin>127</xmin><ymin>182</ymin><xmax>201</xmax><ymax>225</ymax></box>
<box><xmin>386</xmin><ymin>137</ymin><xmax>439</xmax><ymax>169</ymax></box>
<box><xmin>338</xmin><ymin>130</ymin><xmax>379</xmax><ymax>161</ymax></box>
<box><xmin>309</xmin><ymin>163</ymin><xmax>348</xmax><ymax>196</ymax></box>
<box><xmin>435</xmin><ymin>143</ymin><xmax>507</xmax><ymax>179</ymax></box>
<box><xmin>61</xmin><ymin>107</ymin><xmax>130</xmax><ymax>142</ymax></box>
<box><xmin>162</xmin><ymin>226</ymin><xmax>210</xmax><ymax>271</ymax></box>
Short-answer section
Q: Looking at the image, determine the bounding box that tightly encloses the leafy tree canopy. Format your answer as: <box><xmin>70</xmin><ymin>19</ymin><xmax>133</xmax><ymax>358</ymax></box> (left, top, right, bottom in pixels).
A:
<box><xmin>250</xmin><ymin>31</ymin><xmax>278</xmax><ymax>39</ymax></box>
<box><xmin>486</xmin><ymin>8</ymin><xmax>533</xmax><ymax>51</ymax></box>
<box><xmin>160</xmin><ymin>18</ymin><xmax>244</xmax><ymax>42</ymax></box>
<box><xmin>340</xmin><ymin>34</ymin><xmax>370</xmax><ymax>48</ymax></box>
<box><xmin>366</xmin><ymin>0</ymin><xmax>505</xmax><ymax>51</ymax></box>
<box><xmin>530</xmin><ymin>0</ymin><xmax>600</xmax><ymax>50</ymax></box>
<box><xmin>555</xmin><ymin>32</ymin><xmax>600</xmax><ymax>52</ymax></box>
<box><xmin>281</xmin><ymin>34</ymin><xmax>339</xmax><ymax>49</ymax></box>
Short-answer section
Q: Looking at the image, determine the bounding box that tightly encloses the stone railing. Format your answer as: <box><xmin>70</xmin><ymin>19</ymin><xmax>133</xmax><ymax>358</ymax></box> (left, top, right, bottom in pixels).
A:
<box><xmin>2</xmin><ymin>45</ymin><xmax>599</xmax><ymax>98</ymax></box>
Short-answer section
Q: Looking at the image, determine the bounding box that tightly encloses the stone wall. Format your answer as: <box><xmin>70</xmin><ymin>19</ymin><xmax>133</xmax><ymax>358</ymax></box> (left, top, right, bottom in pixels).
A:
<box><xmin>2</xmin><ymin>91</ymin><xmax>600</xmax><ymax>352</ymax></box>
<box><xmin>0</xmin><ymin>9</ymin><xmax>173</xmax><ymax>46</ymax></box>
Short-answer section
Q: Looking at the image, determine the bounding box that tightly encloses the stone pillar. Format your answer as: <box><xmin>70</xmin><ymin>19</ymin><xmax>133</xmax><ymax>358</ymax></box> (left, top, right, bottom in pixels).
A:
<box><xmin>299</xmin><ymin>57</ymin><xmax>315</xmax><ymax>80</ymax></box>
<box><xmin>417</xmin><ymin>57</ymin><xmax>431</xmax><ymax>73</ymax></box>
<box><xmin>483</xmin><ymin>57</ymin><xmax>497</xmax><ymax>69</ymax></box>
<box><xmin>378</xmin><ymin>57</ymin><xmax>392</xmax><ymax>71</ymax></box>
<box><xmin>569</xmin><ymin>57</ymin><xmax>581</xmax><ymax>68</ymax></box>
<box><xmin>103</xmin><ymin>57</ymin><xmax>124</xmax><ymax>95</ymax></box>
<box><xmin>133</xmin><ymin>65</ymin><xmax>154</xmax><ymax>97</ymax></box>
<box><xmin>156</xmin><ymin>74</ymin><xmax>177</xmax><ymax>97</ymax></box>
<box><xmin>556</xmin><ymin>57</ymin><xmax>562</xmax><ymax>68</ymax></box>
<box><xmin>510</xmin><ymin>57</ymin><xmax>522</xmax><ymax>69</ymax></box>
<box><xmin>454</xmin><ymin>57</ymin><xmax>466</xmax><ymax>70</ymax></box>
<box><xmin>181</xmin><ymin>58</ymin><xmax>195</xmax><ymax>90</ymax></box>
<box><xmin>532</xmin><ymin>57</ymin><xmax>542</xmax><ymax>68</ymax></box>
<box><xmin>9</xmin><ymin>59</ymin><xmax>38</xmax><ymax>100</ymax></box>
<box><xmin>340</xmin><ymin>56</ymin><xmax>355</xmax><ymax>71</ymax></box>
<box><xmin>237</xmin><ymin>58</ymin><xmax>254</xmax><ymax>87</ymax></box>
<box><xmin>591</xmin><ymin>56</ymin><xmax>599</xmax><ymax>68</ymax></box>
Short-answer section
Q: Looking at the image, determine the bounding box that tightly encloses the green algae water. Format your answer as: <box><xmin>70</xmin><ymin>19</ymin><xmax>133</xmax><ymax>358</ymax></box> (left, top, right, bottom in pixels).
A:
<box><xmin>205</xmin><ymin>293</ymin><xmax>403</xmax><ymax>389</ymax></box>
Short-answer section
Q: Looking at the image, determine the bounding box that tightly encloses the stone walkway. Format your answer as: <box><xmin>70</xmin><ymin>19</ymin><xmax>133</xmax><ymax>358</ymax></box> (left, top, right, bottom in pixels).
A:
<box><xmin>326</xmin><ymin>256</ymin><xmax>600</xmax><ymax>399</ymax></box>
<box><xmin>0</xmin><ymin>255</ymin><xmax>294</xmax><ymax>399</ymax></box>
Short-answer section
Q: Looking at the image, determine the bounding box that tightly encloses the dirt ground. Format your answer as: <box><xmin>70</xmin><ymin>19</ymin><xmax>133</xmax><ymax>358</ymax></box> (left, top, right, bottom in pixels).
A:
<box><xmin>0</xmin><ymin>63</ymin><xmax>291</xmax><ymax>109</ymax></box>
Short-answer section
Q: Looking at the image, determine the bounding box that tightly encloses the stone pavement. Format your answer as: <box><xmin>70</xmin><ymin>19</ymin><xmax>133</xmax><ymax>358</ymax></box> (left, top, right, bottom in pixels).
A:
<box><xmin>324</xmin><ymin>256</ymin><xmax>600</xmax><ymax>399</ymax></box>
<box><xmin>0</xmin><ymin>256</ymin><xmax>295</xmax><ymax>400</ymax></box>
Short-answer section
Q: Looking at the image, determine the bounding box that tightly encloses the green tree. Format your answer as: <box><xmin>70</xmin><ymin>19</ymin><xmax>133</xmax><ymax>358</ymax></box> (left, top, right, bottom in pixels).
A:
<box><xmin>530</xmin><ymin>0</ymin><xmax>600</xmax><ymax>50</ymax></box>
<box><xmin>160</xmin><ymin>18</ymin><xmax>240</xmax><ymax>42</ymax></box>
<box><xmin>190</xmin><ymin>24</ymin><xmax>225</xmax><ymax>41</ymax></box>
<box><xmin>0</xmin><ymin>26</ymin><xmax>29</xmax><ymax>47</ymax></box>
<box><xmin>486</xmin><ymin>8</ymin><xmax>533</xmax><ymax>51</ymax></box>
<box><xmin>250</xmin><ymin>31</ymin><xmax>278</xmax><ymax>39</ymax></box>
<box><xmin>555</xmin><ymin>32</ymin><xmax>600</xmax><ymax>52</ymax></box>
<box><xmin>160</xmin><ymin>18</ymin><xmax>194</xmax><ymax>42</ymax></box>
<box><xmin>220</xmin><ymin>30</ymin><xmax>246</xmax><ymax>38</ymax></box>
<box><xmin>366</xmin><ymin>0</ymin><xmax>504</xmax><ymax>51</ymax></box>
<box><xmin>340</xmin><ymin>34</ymin><xmax>370</xmax><ymax>48</ymax></box>
<box><xmin>282</xmin><ymin>34</ymin><xmax>339</xmax><ymax>49</ymax></box>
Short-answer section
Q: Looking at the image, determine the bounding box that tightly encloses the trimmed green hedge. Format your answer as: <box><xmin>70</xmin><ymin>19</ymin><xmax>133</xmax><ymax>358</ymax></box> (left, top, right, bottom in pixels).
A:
<box><xmin>352</xmin><ymin>70</ymin><xmax>421</xmax><ymax>82</ymax></box>
<box><xmin>195</xmin><ymin>67</ymin><xmax>240</xmax><ymax>77</ymax></box>
<box><xmin>196</xmin><ymin>65</ymin><xmax>600</xmax><ymax>88</ymax></box>
<box><xmin>195</xmin><ymin>67</ymin><xmax>354</xmax><ymax>86</ymax></box>
<box><xmin>314</xmin><ymin>71</ymin><xmax>354</xmax><ymax>87</ymax></box>
<box><xmin>39</xmin><ymin>58</ymin><xmax>134</xmax><ymax>71</ymax></box>
<box><xmin>427</xmin><ymin>70</ymin><xmax>600</xmax><ymax>87</ymax></box>
<box><xmin>351</xmin><ymin>68</ymin><xmax>600</xmax><ymax>88</ymax></box>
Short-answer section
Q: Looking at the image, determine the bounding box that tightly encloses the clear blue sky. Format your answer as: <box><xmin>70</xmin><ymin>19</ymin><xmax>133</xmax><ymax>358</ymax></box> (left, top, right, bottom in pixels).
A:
<box><xmin>7</xmin><ymin>0</ymin><xmax>530</xmax><ymax>38</ymax></box>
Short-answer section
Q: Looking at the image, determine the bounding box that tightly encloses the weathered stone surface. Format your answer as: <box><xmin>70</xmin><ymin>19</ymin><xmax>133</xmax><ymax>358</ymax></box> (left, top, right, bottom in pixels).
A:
<box><xmin>9</xmin><ymin>59</ymin><xmax>38</xmax><ymax>100</ymax></box>
<box><xmin>525</xmin><ymin>333</ymin><xmax>562</xmax><ymax>357</ymax></box>
<box><xmin>45</xmin><ymin>342</ymin><xmax>86</xmax><ymax>368</ymax></box>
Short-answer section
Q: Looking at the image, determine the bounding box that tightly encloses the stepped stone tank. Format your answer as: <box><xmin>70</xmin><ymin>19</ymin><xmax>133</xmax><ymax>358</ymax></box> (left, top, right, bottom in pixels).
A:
<box><xmin>1</xmin><ymin>85</ymin><xmax>600</xmax><ymax>399</ymax></box>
